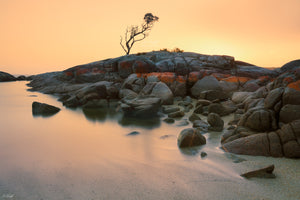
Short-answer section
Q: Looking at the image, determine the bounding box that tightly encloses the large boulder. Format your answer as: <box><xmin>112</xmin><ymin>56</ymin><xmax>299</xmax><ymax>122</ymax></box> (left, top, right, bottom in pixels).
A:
<box><xmin>231</xmin><ymin>92</ymin><xmax>252</xmax><ymax>104</ymax></box>
<box><xmin>207</xmin><ymin>103</ymin><xmax>226</xmax><ymax>116</ymax></box>
<box><xmin>282</xmin><ymin>87</ymin><xmax>300</xmax><ymax>105</ymax></box>
<box><xmin>122</xmin><ymin>74</ymin><xmax>145</xmax><ymax>94</ymax></box>
<box><xmin>238</xmin><ymin>107</ymin><xmax>277</xmax><ymax>132</ymax></box>
<box><xmin>32</xmin><ymin>101</ymin><xmax>60</xmax><ymax>116</ymax></box>
<box><xmin>264</xmin><ymin>87</ymin><xmax>284</xmax><ymax>109</ymax></box>
<box><xmin>279</xmin><ymin>104</ymin><xmax>300</xmax><ymax>124</ymax></box>
<box><xmin>120</xmin><ymin>96</ymin><xmax>161</xmax><ymax>117</ymax></box>
<box><xmin>177</xmin><ymin>128</ymin><xmax>206</xmax><ymax>148</ymax></box>
<box><xmin>150</xmin><ymin>82</ymin><xmax>174</xmax><ymax>105</ymax></box>
<box><xmin>207</xmin><ymin>113</ymin><xmax>224</xmax><ymax>131</ymax></box>
<box><xmin>0</xmin><ymin>71</ymin><xmax>16</xmax><ymax>82</ymax></box>
<box><xmin>190</xmin><ymin>76</ymin><xmax>222</xmax><ymax>98</ymax></box>
<box><xmin>222</xmin><ymin>119</ymin><xmax>300</xmax><ymax>158</ymax></box>
<box><xmin>222</xmin><ymin>133</ymin><xmax>271</xmax><ymax>156</ymax></box>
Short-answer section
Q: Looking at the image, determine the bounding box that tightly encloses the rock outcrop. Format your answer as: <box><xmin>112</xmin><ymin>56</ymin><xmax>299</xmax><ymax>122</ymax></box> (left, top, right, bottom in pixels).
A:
<box><xmin>32</xmin><ymin>101</ymin><xmax>60</xmax><ymax>116</ymax></box>
<box><xmin>24</xmin><ymin>51</ymin><xmax>300</xmax><ymax>158</ymax></box>
<box><xmin>0</xmin><ymin>71</ymin><xmax>16</xmax><ymax>82</ymax></box>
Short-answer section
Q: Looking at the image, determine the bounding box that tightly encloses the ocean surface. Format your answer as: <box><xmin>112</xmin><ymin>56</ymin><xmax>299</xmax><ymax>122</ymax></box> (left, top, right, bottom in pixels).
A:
<box><xmin>0</xmin><ymin>81</ymin><xmax>299</xmax><ymax>200</ymax></box>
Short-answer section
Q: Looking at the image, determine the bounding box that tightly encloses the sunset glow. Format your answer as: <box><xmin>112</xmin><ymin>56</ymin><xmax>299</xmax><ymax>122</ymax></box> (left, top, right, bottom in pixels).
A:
<box><xmin>1</xmin><ymin>0</ymin><xmax>299</xmax><ymax>74</ymax></box>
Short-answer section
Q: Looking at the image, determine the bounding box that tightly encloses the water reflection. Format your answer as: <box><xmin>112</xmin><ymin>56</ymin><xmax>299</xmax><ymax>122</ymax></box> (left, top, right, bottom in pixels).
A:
<box><xmin>179</xmin><ymin>145</ymin><xmax>204</xmax><ymax>156</ymax></box>
<box><xmin>82</xmin><ymin>107</ymin><xmax>122</xmax><ymax>122</ymax></box>
<box><xmin>118</xmin><ymin>115</ymin><xmax>161</xmax><ymax>129</ymax></box>
<box><xmin>32</xmin><ymin>112</ymin><xmax>59</xmax><ymax>118</ymax></box>
<box><xmin>82</xmin><ymin>106</ymin><xmax>162</xmax><ymax>129</ymax></box>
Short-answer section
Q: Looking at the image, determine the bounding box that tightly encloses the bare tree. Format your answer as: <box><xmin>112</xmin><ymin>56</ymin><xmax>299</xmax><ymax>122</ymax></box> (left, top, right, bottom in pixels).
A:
<box><xmin>120</xmin><ymin>13</ymin><xmax>159</xmax><ymax>55</ymax></box>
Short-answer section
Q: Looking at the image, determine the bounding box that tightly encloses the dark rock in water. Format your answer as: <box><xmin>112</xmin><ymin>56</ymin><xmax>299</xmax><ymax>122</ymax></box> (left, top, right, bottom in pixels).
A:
<box><xmin>183</xmin><ymin>96</ymin><xmax>193</xmax><ymax>103</ymax></box>
<box><xmin>127</xmin><ymin>131</ymin><xmax>140</xmax><ymax>136</ymax></box>
<box><xmin>200</xmin><ymin>151</ymin><xmax>207</xmax><ymax>158</ymax></box>
<box><xmin>188</xmin><ymin>113</ymin><xmax>201</xmax><ymax>122</ymax></box>
<box><xmin>162</xmin><ymin>106</ymin><xmax>180</xmax><ymax>114</ymax></box>
<box><xmin>193</xmin><ymin>105</ymin><xmax>203</xmax><ymax>114</ymax></box>
<box><xmin>163</xmin><ymin>118</ymin><xmax>175</xmax><ymax>124</ymax></box>
<box><xmin>168</xmin><ymin>111</ymin><xmax>185</xmax><ymax>118</ymax></box>
<box><xmin>207</xmin><ymin>103</ymin><xmax>226</xmax><ymax>116</ymax></box>
<box><xmin>177</xmin><ymin>119</ymin><xmax>189</xmax><ymax>126</ymax></box>
<box><xmin>0</xmin><ymin>71</ymin><xmax>16</xmax><ymax>82</ymax></box>
<box><xmin>196</xmin><ymin>99</ymin><xmax>211</xmax><ymax>107</ymax></box>
<box><xmin>28</xmin><ymin>95</ymin><xmax>38</xmax><ymax>97</ymax></box>
<box><xmin>207</xmin><ymin>113</ymin><xmax>224</xmax><ymax>131</ymax></box>
<box><xmin>32</xmin><ymin>101</ymin><xmax>60</xmax><ymax>116</ymax></box>
<box><xmin>241</xmin><ymin>165</ymin><xmax>275</xmax><ymax>179</ymax></box>
<box><xmin>177</xmin><ymin>128</ymin><xmax>206</xmax><ymax>148</ymax></box>
<box><xmin>160</xmin><ymin>134</ymin><xmax>174</xmax><ymax>139</ymax></box>
<box><xmin>192</xmin><ymin>120</ymin><xmax>209</xmax><ymax>132</ymax></box>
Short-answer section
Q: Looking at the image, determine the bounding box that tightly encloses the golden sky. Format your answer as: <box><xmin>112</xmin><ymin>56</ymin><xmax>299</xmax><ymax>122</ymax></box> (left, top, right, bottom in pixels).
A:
<box><xmin>0</xmin><ymin>0</ymin><xmax>299</xmax><ymax>75</ymax></box>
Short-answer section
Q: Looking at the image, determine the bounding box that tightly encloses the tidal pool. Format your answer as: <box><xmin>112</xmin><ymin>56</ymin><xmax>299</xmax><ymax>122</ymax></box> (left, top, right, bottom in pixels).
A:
<box><xmin>0</xmin><ymin>81</ymin><xmax>299</xmax><ymax>200</ymax></box>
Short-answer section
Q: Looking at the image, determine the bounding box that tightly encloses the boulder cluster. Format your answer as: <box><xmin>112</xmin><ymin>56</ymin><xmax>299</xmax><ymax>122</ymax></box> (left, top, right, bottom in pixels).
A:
<box><xmin>20</xmin><ymin>51</ymin><xmax>300</xmax><ymax>158</ymax></box>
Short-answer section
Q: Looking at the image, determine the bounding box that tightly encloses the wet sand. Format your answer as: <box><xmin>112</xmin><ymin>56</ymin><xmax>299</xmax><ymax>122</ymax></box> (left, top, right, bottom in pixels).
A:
<box><xmin>0</xmin><ymin>82</ymin><xmax>299</xmax><ymax>200</ymax></box>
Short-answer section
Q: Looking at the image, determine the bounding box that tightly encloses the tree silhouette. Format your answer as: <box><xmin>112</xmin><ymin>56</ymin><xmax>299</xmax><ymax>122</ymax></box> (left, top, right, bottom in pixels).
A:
<box><xmin>120</xmin><ymin>13</ymin><xmax>159</xmax><ymax>55</ymax></box>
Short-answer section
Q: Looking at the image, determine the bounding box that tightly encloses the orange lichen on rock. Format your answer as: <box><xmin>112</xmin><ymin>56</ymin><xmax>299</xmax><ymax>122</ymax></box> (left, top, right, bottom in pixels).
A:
<box><xmin>76</xmin><ymin>68</ymin><xmax>90</xmax><ymax>76</ymax></box>
<box><xmin>283</xmin><ymin>76</ymin><xmax>295</xmax><ymax>85</ymax></box>
<box><xmin>136</xmin><ymin>72</ymin><xmax>177</xmax><ymax>84</ymax></box>
<box><xmin>258</xmin><ymin>76</ymin><xmax>271</xmax><ymax>82</ymax></box>
<box><xmin>176</xmin><ymin>75</ymin><xmax>187</xmax><ymax>83</ymax></box>
<box><xmin>188</xmin><ymin>72</ymin><xmax>202</xmax><ymax>83</ymax></box>
<box><xmin>287</xmin><ymin>80</ymin><xmax>300</xmax><ymax>91</ymax></box>
<box><xmin>211</xmin><ymin>73</ymin><xmax>231</xmax><ymax>81</ymax></box>
<box><xmin>64</xmin><ymin>71</ymin><xmax>73</xmax><ymax>76</ymax></box>
<box><xmin>133</xmin><ymin>60</ymin><xmax>151</xmax><ymax>73</ymax></box>
<box><xmin>92</xmin><ymin>68</ymin><xmax>105</xmax><ymax>74</ymax></box>
<box><xmin>157</xmin><ymin>72</ymin><xmax>176</xmax><ymax>84</ymax></box>
<box><xmin>119</xmin><ymin>60</ymin><xmax>133</xmax><ymax>70</ymax></box>
<box><xmin>221</xmin><ymin>76</ymin><xmax>252</xmax><ymax>84</ymax></box>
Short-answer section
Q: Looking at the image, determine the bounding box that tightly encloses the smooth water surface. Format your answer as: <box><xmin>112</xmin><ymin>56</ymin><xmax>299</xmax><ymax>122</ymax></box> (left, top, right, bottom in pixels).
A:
<box><xmin>0</xmin><ymin>81</ymin><xmax>299</xmax><ymax>200</ymax></box>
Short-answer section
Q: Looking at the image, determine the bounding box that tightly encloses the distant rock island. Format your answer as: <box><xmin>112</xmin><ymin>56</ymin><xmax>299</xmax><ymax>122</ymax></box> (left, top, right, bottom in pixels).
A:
<box><xmin>2</xmin><ymin>51</ymin><xmax>300</xmax><ymax>158</ymax></box>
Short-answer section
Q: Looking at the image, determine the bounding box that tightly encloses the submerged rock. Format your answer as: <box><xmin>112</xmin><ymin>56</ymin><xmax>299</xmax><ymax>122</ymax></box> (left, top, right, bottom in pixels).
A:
<box><xmin>127</xmin><ymin>131</ymin><xmax>140</xmax><ymax>136</ymax></box>
<box><xmin>32</xmin><ymin>101</ymin><xmax>60</xmax><ymax>116</ymax></box>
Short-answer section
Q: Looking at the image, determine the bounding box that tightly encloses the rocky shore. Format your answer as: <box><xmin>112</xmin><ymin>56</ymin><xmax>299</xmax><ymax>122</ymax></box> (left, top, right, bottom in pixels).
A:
<box><xmin>3</xmin><ymin>51</ymin><xmax>299</xmax><ymax>158</ymax></box>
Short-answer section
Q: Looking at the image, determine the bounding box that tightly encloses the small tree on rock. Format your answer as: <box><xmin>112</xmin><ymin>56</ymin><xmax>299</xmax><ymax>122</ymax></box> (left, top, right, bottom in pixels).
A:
<box><xmin>120</xmin><ymin>13</ymin><xmax>159</xmax><ymax>55</ymax></box>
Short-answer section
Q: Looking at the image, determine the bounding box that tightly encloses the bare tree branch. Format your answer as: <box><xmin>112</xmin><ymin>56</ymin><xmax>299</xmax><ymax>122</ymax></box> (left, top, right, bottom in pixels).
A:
<box><xmin>120</xmin><ymin>13</ymin><xmax>159</xmax><ymax>55</ymax></box>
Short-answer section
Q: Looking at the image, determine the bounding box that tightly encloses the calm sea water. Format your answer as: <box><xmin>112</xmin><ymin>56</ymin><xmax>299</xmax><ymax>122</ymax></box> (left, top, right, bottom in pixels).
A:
<box><xmin>0</xmin><ymin>81</ymin><xmax>299</xmax><ymax>200</ymax></box>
